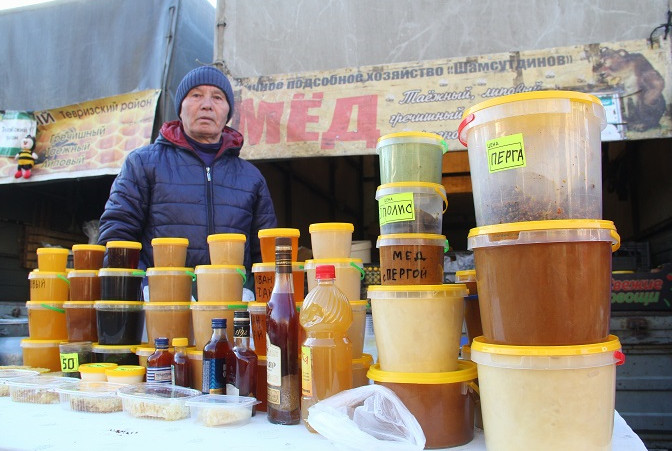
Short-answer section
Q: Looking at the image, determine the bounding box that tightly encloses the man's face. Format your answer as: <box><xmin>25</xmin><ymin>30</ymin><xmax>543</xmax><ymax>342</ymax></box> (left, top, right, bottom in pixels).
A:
<box><xmin>180</xmin><ymin>85</ymin><xmax>230</xmax><ymax>144</ymax></box>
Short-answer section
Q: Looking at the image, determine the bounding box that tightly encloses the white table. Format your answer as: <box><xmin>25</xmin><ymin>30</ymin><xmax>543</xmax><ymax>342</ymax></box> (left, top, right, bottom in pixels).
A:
<box><xmin>0</xmin><ymin>397</ymin><xmax>647</xmax><ymax>450</ymax></box>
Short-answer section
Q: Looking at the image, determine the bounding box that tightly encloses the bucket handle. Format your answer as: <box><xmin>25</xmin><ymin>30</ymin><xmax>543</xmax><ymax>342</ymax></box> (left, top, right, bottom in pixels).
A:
<box><xmin>457</xmin><ymin>113</ymin><xmax>475</xmax><ymax>147</ymax></box>
<box><xmin>56</xmin><ymin>274</ymin><xmax>70</xmax><ymax>285</ymax></box>
<box><xmin>350</xmin><ymin>262</ymin><xmax>366</xmax><ymax>280</ymax></box>
<box><xmin>614</xmin><ymin>350</ymin><xmax>626</xmax><ymax>366</ymax></box>
<box><xmin>610</xmin><ymin>230</ymin><xmax>621</xmax><ymax>253</ymax></box>
<box><xmin>467</xmin><ymin>380</ymin><xmax>480</xmax><ymax>396</ymax></box>
<box><xmin>235</xmin><ymin>268</ymin><xmax>247</xmax><ymax>285</ymax></box>
<box><xmin>185</xmin><ymin>270</ymin><xmax>196</xmax><ymax>282</ymax></box>
<box><xmin>41</xmin><ymin>303</ymin><xmax>65</xmax><ymax>314</ymax></box>
<box><xmin>444</xmin><ymin>239</ymin><xmax>450</xmax><ymax>254</ymax></box>
<box><xmin>433</xmin><ymin>185</ymin><xmax>449</xmax><ymax>214</ymax></box>
<box><xmin>132</xmin><ymin>270</ymin><xmax>146</xmax><ymax>277</ymax></box>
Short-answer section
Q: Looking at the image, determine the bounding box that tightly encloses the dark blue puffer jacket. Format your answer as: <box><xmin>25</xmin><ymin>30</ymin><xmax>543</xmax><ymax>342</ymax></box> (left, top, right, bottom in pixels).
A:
<box><xmin>97</xmin><ymin>121</ymin><xmax>277</xmax><ymax>274</ymax></box>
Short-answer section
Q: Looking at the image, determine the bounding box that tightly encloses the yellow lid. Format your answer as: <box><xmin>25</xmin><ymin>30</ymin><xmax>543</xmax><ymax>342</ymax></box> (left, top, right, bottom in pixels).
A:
<box><xmin>252</xmin><ymin>262</ymin><xmax>304</xmax><ymax>272</ymax></box>
<box><xmin>377</xmin><ymin>131</ymin><xmax>445</xmax><ymax>145</ymax></box>
<box><xmin>368</xmin><ymin>284</ymin><xmax>468</xmax><ymax>299</ymax></box>
<box><xmin>194</xmin><ymin>264</ymin><xmax>245</xmax><ymax>273</ymax></box>
<box><xmin>376</xmin><ymin>234</ymin><xmax>447</xmax><ymax>248</ymax></box>
<box><xmin>258</xmin><ymin>228</ymin><xmax>300</xmax><ymax>238</ymax></box>
<box><xmin>172</xmin><ymin>338</ymin><xmax>189</xmax><ymax>347</ymax></box>
<box><xmin>105</xmin><ymin>365</ymin><xmax>145</xmax><ymax>377</ymax></box>
<box><xmin>146</xmin><ymin>267</ymin><xmax>194</xmax><ymax>275</ymax></box>
<box><xmin>25</xmin><ymin>302</ymin><xmax>66</xmax><ymax>313</ymax></box>
<box><xmin>63</xmin><ymin>301</ymin><xmax>96</xmax><ymax>308</ymax></box>
<box><xmin>463</xmin><ymin>90</ymin><xmax>602</xmax><ymax>118</ymax></box>
<box><xmin>94</xmin><ymin>301</ymin><xmax>144</xmax><ymax>309</ymax></box>
<box><xmin>72</xmin><ymin>244</ymin><xmax>106</xmax><ymax>252</ymax></box>
<box><xmin>455</xmin><ymin>270</ymin><xmax>476</xmax><ymax>282</ymax></box>
<box><xmin>105</xmin><ymin>240</ymin><xmax>142</xmax><ymax>250</ymax></box>
<box><xmin>143</xmin><ymin>302</ymin><xmax>191</xmax><ymax>309</ymax></box>
<box><xmin>36</xmin><ymin>247</ymin><xmax>69</xmax><ymax>255</ymax></box>
<box><xmin>471</xmin><ymin>335</ymin><xmax>621</xmax><ymax>357</ymax></box>
<box><xmin>304</xmin><ymin>258</ymin><xmax>363</xmax><ymax>269</ymax></box>
<box><xmin>151</xmin><ymin>237</ymin><xmax>189</xmax><ymax>246</ymax></box>
<box><xmin>92</xmin><ymin>344</ymin><xmax>138</xmax><ymax>353</ymax></box>
<box><xmin>20</xmin><ymin>338</ymin><xmax>64</xmax><ymax>347</ymax></box>
<box><xmin>186</xmin><ymin>349</ymin><xmax>203</xmax><ymax>359</ymax></box>
<box><xmin>98</xmin><ymin>268</ymin><xmax>146</xmax><ymax>277</ymax></box>
<box><xmin>191</xmin><ymin>301</ymin><xmax>248</xmax><ymax>310</ymax></box>
<box><xmin>309</xmin><ymin>223</ymin><xmax>354</xmax><ymax>233</ymax></box>
<box><xmin>367</xmin><ymin>361</ymin><xmax>477</xmax><ymax>384</ymax></box>
<box><xmin>67</xmin><ymin>270</ymin><xmax>99</xmax><ymax>278</ymax></box>
<box><xmin>28</xmin><ymin>271</ymin><xmax>68</xmax><ymax>279</ymax></box>
<box><xmin>207</xmin><ymin>233</ymin><xmax>246</xmax><ymax>243</ymax></box>
<box><xmin>79</xmin><ymin>362</ymin><xmax>118</xmax><ymax>374</ymax></box>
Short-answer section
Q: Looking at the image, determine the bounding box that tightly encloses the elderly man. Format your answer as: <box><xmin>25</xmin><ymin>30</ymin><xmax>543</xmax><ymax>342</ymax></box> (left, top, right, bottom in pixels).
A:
<box><xmin>98</xmin><ymin>66</ymin><xmax>277</xmax><ymax>282</ymax></box>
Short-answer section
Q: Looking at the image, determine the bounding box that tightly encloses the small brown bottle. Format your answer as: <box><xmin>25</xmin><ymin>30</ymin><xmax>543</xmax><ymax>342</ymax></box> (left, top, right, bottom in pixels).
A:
<box><xmin>171</xmin><ymin>337</ymin><xmax>190</xmax><ymax>388</ymax></box>
<box><xmin>227</xmin><ymin>311</ymin><xmax>258</xmax><ymax>412</ymax></box>
<box><xmin>146</xmin><ymin>337</ymin><xmax>173</xmax><ymax>383</ymax></box>
<box><xmin>202</xmin><ymin>318</ymin><xmax>231</xmax><ymax>394</ymax></box>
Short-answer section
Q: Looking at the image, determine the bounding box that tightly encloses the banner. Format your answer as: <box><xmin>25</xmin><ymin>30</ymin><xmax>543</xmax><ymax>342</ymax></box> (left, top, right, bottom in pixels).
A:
<box><xmin>231</xmin><ymin>38</ymin><xmax>672</xmax><ymax>160</ymax></box>
<box><xmin>0</xmin><ymin>90</ymin><xmax>160</xmax><ymax>184</ymax></box>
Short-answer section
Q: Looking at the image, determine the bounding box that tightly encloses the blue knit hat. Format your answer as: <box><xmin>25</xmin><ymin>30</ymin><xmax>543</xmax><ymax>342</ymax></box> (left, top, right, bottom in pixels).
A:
<box><xmin>175</xmin><ymin>66</ymin><xmax>235</xmax><ymax>122</ymax></box>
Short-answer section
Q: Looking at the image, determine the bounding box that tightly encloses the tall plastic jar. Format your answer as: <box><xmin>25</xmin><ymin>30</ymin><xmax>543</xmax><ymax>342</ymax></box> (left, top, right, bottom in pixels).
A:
<box><xmin>206</xmin><ymin>233</ymin><xmax>246</xmax><ymax>266</ymax></box>
<box><xmin>308</xmin><ymin>222</ymin><xmax>354</xmax><ymax>259</ymax></box>
<box><xmin>258</xmin><ymin>228</ymin><xmax>300</xmax><ymax>263</ymax></box>
<box><xmin>194</xmin><ymin>265</ymin><xmax>246</xmax><ymax>302</ymax></box>
<box><xmin>377</xmin><ymin>234</ymin><xmax>447</xmax><ymax>285</ymax></box>
<box><xmin>376</xmin><ymin>182</ymin><xmax>447</xmax><ymax>235</ymax></box>
<box><xmin>304</xmin><ymin>258</ymin><xmax>364</xmax><ymax>301</ymax></box>
<box><xmin>376</xmin><ymin>132</ymin><xmax>447</xmax><ymax>184</ymax></box>
<box><xmin>471</xmin><ymin>335</ymin><xmax>624</xmax><ymax>451</ymax></box>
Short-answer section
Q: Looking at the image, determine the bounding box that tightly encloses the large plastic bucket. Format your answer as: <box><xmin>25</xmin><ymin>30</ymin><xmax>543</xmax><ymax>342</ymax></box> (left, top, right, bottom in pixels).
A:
<box><xmin>458</xmin><ymin>91</ymin><xmax>606</xmax><ymax>226</ymax></box>
<box><xmin>471</xmin><ymin>335</ymin><xmax>624</xmax><ymax>451</ymax></box>
<box><xmin>376</xmin><ymin>182</ymin><xmax>447</xmax><ymax>235</ymax></box>
<box><xmin>376</xmin><ymin>132</ymin><xmax>447</xmax><ymax>184</ymax></box>
<box><xmin>368</xmin><ymin>284</ymin><xmax>467</xmax><ymax>372</ymax></box>
<box><xmin>468</xmin><ymin>220</ymin><xmax>620</xmax><ymax>345</ymax></box>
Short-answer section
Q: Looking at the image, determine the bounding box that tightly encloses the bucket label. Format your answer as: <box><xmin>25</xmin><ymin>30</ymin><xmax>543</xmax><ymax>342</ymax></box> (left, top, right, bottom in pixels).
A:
<box><xmin>378</xmin><ymin>192</ymin><xmax>415</xmax><ymax>226</ymax></box>
<box><xmin>486</xmin><ymin>133</ymin><xmax>526</xmax><ymax>173</ymax></box>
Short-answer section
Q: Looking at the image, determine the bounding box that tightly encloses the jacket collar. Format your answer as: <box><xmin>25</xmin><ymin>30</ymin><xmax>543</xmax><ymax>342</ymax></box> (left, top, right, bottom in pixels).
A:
<box><xmin>158</xmin><ymin>120</ymin><xmax>244</xmax><ymax>157</ymax></box>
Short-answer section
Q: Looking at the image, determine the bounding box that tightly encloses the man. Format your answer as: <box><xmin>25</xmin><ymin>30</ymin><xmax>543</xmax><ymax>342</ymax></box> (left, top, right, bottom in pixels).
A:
<box><xmin>98</xmin><ymin>66</ymin><xmax>277</xmax><ymax>283</ymax></box>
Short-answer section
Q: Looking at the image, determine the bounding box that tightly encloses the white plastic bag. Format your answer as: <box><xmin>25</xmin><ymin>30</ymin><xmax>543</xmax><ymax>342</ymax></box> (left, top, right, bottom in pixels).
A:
<box><xmin>307</xmin><ymin>384</ymin><xmax>426</xmax><ymax>451</ymax></box>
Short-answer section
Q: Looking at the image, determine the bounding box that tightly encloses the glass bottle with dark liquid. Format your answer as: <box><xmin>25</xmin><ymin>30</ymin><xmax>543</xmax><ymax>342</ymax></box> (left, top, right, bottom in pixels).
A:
<box><xmin>226</xmin><ymin>310</ymin><xmax>258</xmax><ymax>412</ymax></box>
<box><xmin>202</xmin><ymin>318</ymin><xmax>231</xmax><ymax>394</ymax></box>
<box><xmin>266</xmin><ymin>237</ymin><xmax>301</xmax><ymax>424</ymax></box>
<box><xmin>171</xmin><ymin>337</ymin><xmax>190</xmax><ymax>387</ymax></box>
<box><xmin>146</xmin><ymin>337</ymin><xmax>173</xmax><ymax>383</ymax></box>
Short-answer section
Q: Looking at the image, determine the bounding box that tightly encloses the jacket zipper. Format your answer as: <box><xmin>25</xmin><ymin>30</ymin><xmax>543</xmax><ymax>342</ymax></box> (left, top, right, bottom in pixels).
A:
<box><xmin>206</xmin><ymin>166</ymin><xmax>215</xmax><ymax>235</ymax></box>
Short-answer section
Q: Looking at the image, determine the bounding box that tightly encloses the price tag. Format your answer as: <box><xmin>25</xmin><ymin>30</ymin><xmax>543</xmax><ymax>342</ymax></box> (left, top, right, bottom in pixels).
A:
<box><xmin>486</xmin><ymin>133</ymin><xmax>526</xmax><ymax>173</ymax></box>
<box><xmin>60</xmin><ymin>352</ymin><xmax>80</xmax><ymax>372</ymax></box>
<box><xmin>379</xmin><ymin>192</ymin><xmax>415</xmax><ymax>226</ymax></box>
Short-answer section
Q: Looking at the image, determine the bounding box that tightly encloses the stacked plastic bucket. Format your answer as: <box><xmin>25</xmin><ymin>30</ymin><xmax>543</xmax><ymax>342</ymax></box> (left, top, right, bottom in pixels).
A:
<box><xmin>366</xmin><ymin>132</ymin><xmax>478</xmax><ymax>449</ymax></box>
<box><xmin>458</xmin><ymin>91</ymin><xmax>625</xmax><ymax>450</ymax></box>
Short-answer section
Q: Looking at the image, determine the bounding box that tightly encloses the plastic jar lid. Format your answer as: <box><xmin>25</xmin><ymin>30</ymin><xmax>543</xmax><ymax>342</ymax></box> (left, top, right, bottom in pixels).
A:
<box><xmin>258</xmin><ymin>228</ymin><xmax>300</xmax><ymax>238</ymax></box>
<box><xmin>467</xmin><ymin>220</ymin><xmax>620</xmax><ymax>252</ymax></box>
<box><xmin>145</xmin><ymin>267</ymin><xmax>194</xmax><ymax>276</ymax></box>
<box><xmin>191</xmin><ymin>301</ymin><xmax>247</xmax><ymax>310</ymax></box>
<box><xmin>463</xmin><ymin>90</ymin><xmax>603</xmax><ymax>118</ymax></box>
<box><xmin>92</xmin><ymin>344</ymin><xmax>137</xmax><ymax>353</ymax></box>
<box><xmin>375</xmin><ymin>182</ymin><xmax>447</xmax><ymax>199</ymax></box>
<box><xmin>144</xmin><ymin>302</ymin><xmax>191</xmax><ymax>310</ymax></box>
<box><xmin>72</xmin><ymin>244</ymin><xmax>106</xmax><ymax>252</ymax></box>
<box><xmin>105</xmin><ymin>241</ymin><xmax>142</xmax><ymax>250</ymax></box>
<box><xmin>471</xmin><ymin>335</ymin><xmax>623</xmax><ymax>370</ymax></box>
<box><xmin>151</xmin><ymin>237</ymin><xmax>189</xmax><ymax>246</ymax></box>
<box><xmin>63</xmin><ymin>301</ymin><xmax>96</xmax><ymax>308</ymax></box>
<box><xmin>352</xmin><ymin>353</ymin><xmax>374</xmax><ymax>366</ymax></box>
<box><xmin>67</xmin><ymin>270</ymin><xmax>99</xmax><ymax>278</ymax></box>
<box><xmin>246</xmin><ymin>302</ymin><xmax>267</xmax><ymax>312</ymax></box>
<box><xmin>252</xmin><ymin>262</ymin><xmax>304</xmax><ymax>272</ymax></box>
<box><xmin>105</xmin><ymin>365</ymin><xmax>145</xmax><ymax>377</ymax></box>
<box><xmin>25</xmin><ymin>302</ymin><xmax>66</xmax><ymax>312</ymax></box>
<box><xmin>20</xmin><ymin>338</ymin><xmax>64</xmax><ymax>348</ymax></box>
<box><xmin>36</xmin><ymin>248</ymin><xmax>69</xmax><ymax>255</ymax></box>
<box><xmin>367</xmin><ymin>361</ymin><xmax>477</xmax><ymax>384</ymax></box>
<box><xmin>194</xmin><ymin>264</ymin><xmax>245</xmax><ymax>274</ymax></box>
<box><xmin>376</xmin><ymin>233</ymin><xmax>447</xmax><ymax>248</ymax></box>
<box><xmin>186</xmin><ymin>349</ymin><xmax>203</xmax><ymax>359</ymax></box>
<box><xmin>207</xmin><ymin>233</ymin><xmax>246</xmax><ymax>243</ymax></box>
<box><xmin>59</xmin><ymin>341</ymin><xmax>93</xmax><ymax>352</ymax></box>
<box><xmin>376</xmin><ymin>131</ymin><xmax>447</xmax><ymax>150</ymax></box>
<box><xmin>303</xmin><ymin>258</ymin><xmax>363</xmax><ymax>269</ymax></box>
<box><xmin>454</xmin><ymin>270</ymin><xmax>476</xmax><ymax>282</ymax></box>
<box><xmin>94</xmin><ymin>301</ymin><xmax>144</xmax><ymax>310</ymax></box>
<box><xmin>98</xmin><ymin>268</ymin><xmax>146</xmax><ymax>277</ymax></box>
<box><xmin>368</xmin><ymin>284</ymin><xmax>469</xmax><ymax>299</ymax></box>
<box><xmin>28</xmin><ymin>271</ymin><xmax>68</xmax><ymax>279</ymax></box>
<box><xmin>79</xmin><ymin>362</ymin><xmax>118</xmax><ymax>374</ymax></box>
<box><xmin>309</xmin><ymin>222</ymin><xmax>354</xmax><ymax>233</ymax></box>
<box><xmin>349</xmin><ymin>300</ymin><xmax>369</xmax><ymax>310</ymax></box>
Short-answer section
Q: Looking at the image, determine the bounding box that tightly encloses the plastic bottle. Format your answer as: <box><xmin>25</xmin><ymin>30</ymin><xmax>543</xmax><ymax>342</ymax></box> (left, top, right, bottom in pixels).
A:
<box><xmin>171</xmin><ymin>337</ymin><xmax>190</xmax><ymax>387</ymax></box>
<box><xmin>146</xmin><ymin>337</ymin><xmax>173</xmax><ymax>383</ymax></box>
<box><xmin>300</xmin><ymin>264</ymin><xmax>353</xmax><ymax>431</ymax></box>
<box><xmin>202</xmin><ymin>318</ymin><xmax>231</xmax><ymax>394</ymax></box>
<box><xmin>226</xmin><ymin>311</ymin><xmax>258</xmax><ymax>408</ymax></box>
<box><xmin>266</xmin><ymin>236</ymin><xmax>301</xmax><ymax>425</ymax></box>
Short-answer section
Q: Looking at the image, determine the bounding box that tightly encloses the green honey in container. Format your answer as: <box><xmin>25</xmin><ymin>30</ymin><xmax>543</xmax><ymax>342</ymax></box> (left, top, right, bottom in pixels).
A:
<box><xmin>376</xmin><ymin>132</ymin><xmax>448</xmax><ymax>184</ymax></box>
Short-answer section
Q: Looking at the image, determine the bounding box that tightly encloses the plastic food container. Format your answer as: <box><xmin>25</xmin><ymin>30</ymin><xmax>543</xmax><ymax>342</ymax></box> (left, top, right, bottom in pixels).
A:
<box><xmin>99</xmin><ymin>268</ymin><xmax>145</xmax><ymax>301</ymax></box>
<box><xmin>304</xmin><ymin>258</ymin><xmax>364</xmax><ymax>301</ymax></box>
<box><xmin>36</xmin><ymin>247</ymin><xmax>70</xmax><ymax>272</ymax></box>
<box><xmin>255</xmin><ymin>356</ymin><xmax>267</xmax><ymax>411</ymax></box>
<box><xmin>309</xmin><ymin>222</ymin><xmax>354</xmax><ymax>259</ymax></box>
<box><xmin>368</xmin><ymin>361</ymin><xmax>478</xmax><ymax>449</ymax></box>
<box><xmin>258</xmin><ymin>228</ymin><xmax>300</xmax><ymax>262</ymax></box>
<box><xmin>59</xmin><ymin>341</ymin><xmax>93</xmax><ymax>377</ymax></box>
<box><xmin>471</xmin><ymin>335</ymin><xmax>624</xmax><ymax>451</ymax></box>
<box><xmin>352</xmin><ymin>353</ymin><xmax>373</xmax><ymax>388</ymax></box>
<box><xmin>7</xmin><ymin>375</ymin><xmax>75</xmax><ymax>404</ymax></box>
<box><xmin>28</xmin><ymin>270</ymin><xmax>69</xmax><ymax>302</ymax></box>
<box><xmin>72</xmin><ymin>244</ymin><xmax>106</xmax><ymax>270</ymax></box>
<box><xmin>151</xmin><ymin>237</ymin><xmax>189</xmax><ymax>267</ymax></box>
<box><xmin>207</xmin><ymin>233</ymin><xmax>246</xmax><ymax>266</ymax></box>
<box><xmin>247</xmin><ymin>302</ymin><xmax>267</xmax><ymax>355</ymax></box>
<box><xmin>185</xmin><ymin>394</ymin><xmax>259</xmax><ymax>427</ymax></box>
<box><xmin>376</xmin><ymin>132</ymin><xmax>447</xmax><ymax>184</ymax></box>
<box><xmin>105</xmin><ymin>365</ymin><xmax>146</xmax><ymax>384</ymax></box>
<box><xmin>468</xmin><ymin>220</ymin><xmax>620</xmax><ymax>345</ymax></box>
<box><xmin>195</xmin><ymin>265</ymin><xmax>246</xmax><ymax>302</ymax></box>
<box><xmin>457</xmin><ymin>91</ymin><xmax>606</xmax><ymax>226</ymax></box>
<box><xmin>118</xmin><ymin>383</ymin><xmax>201</xmax><ymax>421</ymax></box>
<box><xmin>376</xmin><ymin>183</ymin><xmax>447</xmax><ymax>235</ymax></box>
<box><xmin>56</xmin><ymin>380</ymin><xmax>125</xmax><ymax>413</ymax></box>
<box><xmin>144</xmin><ymin>301</ymin><xmax>192</xmax><ymax>345</ymax></box>
<box><xmin>0</xmin><ymin>369</ymin><xmax>40</xmax><ymax>396</ymax></box>
<box><xmin>67</xmin><ymin>270</ymin><xmax>101</xmax><ymax>301</ymax></box>
<box><xmin>251</xmin><ymin>262</ymin><xmax>305</xmax><ymax>302</ymax></box>
<box><xmin>26</xmin><ymin>301</ymin><xmax>68</xmax><ymax>340</ymax></box>
<box><xmin>63</xmin><ymin>301</ymin><xmax>98</xmax><ymax>342</ymax></box>
<box><xmin>146</xmin><ymin>267</ymin><xmax>194</xmax><ymax>302</ymax></box>
<box><xmin>105</xmin><ymin>240</ymin><xmax>142</xmax><ymax>269</ymax></box>
<box><xmin>79</xmin><ymin>362</ymin><xmax>118</xmax><ymax>381</ymax></box>
<box><xmin>187</xmin><ymin>349</ymin><xmax>203</xmax><ymax>392</ymax></box>
<box><xmin>92</xmin><ymin>344</ymin><xmax>140</xmax><ymax>366</ymax></box>
<box><xmin>368</xmin><ymin>284</ymin><xmax>467</xmax><ymax>373</ymax></box>
<box><xmin>94</xmin><ymin>301</ymin><xmax>145</xmax><ymax>345</ymax></box>
<box><xmin>348</xmin><ymin>301</ymin><xmax>368</xmax><ymax>359</ymax></box>
<box><xmin>191</xmin><ymin>301</ymin><xmax>247</xmax><ymax>349</ymax></box>
<box><xmin>20</xmin><ymin>338</ymin><xmax>63</xmax><ymax>372</ymax></box>
<box><xmin>350</xmin><ymin>240</ymin><xmax>372</xmax><ymax>263</ymax></box>
<box><xmin>455</xmin><ymin>269</ymin><xmax>482</xmax><ymax>343</ymax></box>
<box><xmin>377</xmin><ymin>234</ymin><xmax>447</xmax><ymax>285</ymax></box>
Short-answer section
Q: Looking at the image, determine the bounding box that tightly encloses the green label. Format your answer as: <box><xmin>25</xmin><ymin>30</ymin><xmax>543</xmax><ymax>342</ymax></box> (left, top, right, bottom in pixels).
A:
<box><xmin>486</xmin><ymin>133</ymin><xmax>526</xmax><ymax>173</ymax></box>
<box><xmin>379</xmin><ymin>192</ymin><xmax>415</xmax><ymax>226</ymax></box>
<box><xmin>60</xmin><ymin>352</ymin><xmax>80</xmax><ymax>372</ymax></box>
